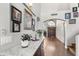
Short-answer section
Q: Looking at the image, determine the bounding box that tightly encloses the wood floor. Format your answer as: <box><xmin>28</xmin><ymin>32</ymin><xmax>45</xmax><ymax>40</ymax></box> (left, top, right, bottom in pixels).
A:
<box><xmin>43</xmin><ymin>37</ymin><xmax>65</xmax><ymax>56</ymax></box>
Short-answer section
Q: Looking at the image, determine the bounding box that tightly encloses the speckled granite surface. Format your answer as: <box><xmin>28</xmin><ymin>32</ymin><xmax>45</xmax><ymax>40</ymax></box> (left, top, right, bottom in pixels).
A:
<box><xmin>0</xmin><ymin>38</ymin><xmax>43</xmax><ymax>56</ymax></box>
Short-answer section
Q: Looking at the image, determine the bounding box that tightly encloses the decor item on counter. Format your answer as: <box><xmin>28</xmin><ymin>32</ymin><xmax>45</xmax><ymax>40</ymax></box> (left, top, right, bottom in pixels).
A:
<box><xmin>32</xmin><ymin>18</ymin><xmax>35</xmax><ymax>31</ymax></box>
<box><xmin>73</xmin><ymin>12</ymin><xmax>78</xmax><ymax>17</ymax></box>
<box><xmin>12</xmin><ymin>22</ymin><xmax>20</xmax><ymax>32</ymax></box>
<box><xmin>73</xmin><ymin>7</ymin><xmax>77</xmax><ymax>12</ymax></box>
<box><xmin>24</xmin><ymin>9</ymin><xmax>32</xmax><ymax>30</ymax></box>
<box><xmin>69</xmin><ymin>19</ymin><xmax>76</xmax><ymax>24</ymax></box>
<box><xmin>11</xmin><ymin>5</ymin><xmax>22</xmax><ymax>23</ymax></box>
<box><xmin>37</xmin><ymin>17</ymin><xmax>40</xmax><ymax>22</ymax></box>
<box><xmin>36</xmin><ymin>30</ymin><xmax>42</xmax><ymax>39</ymax></box>
<box><xmin>29</xmin><ymin>34</ymin><xmax>39</xmax><ymax>41</ymax></box>
<box><xmin>21</xmin><ymin>34</ymin><xmax>30</xmax><ymax>48</ymax></box>
<box><xmin>65</xmin><ymin>13</ymin><xmax>71</xmax><ymax>19</ymax></box>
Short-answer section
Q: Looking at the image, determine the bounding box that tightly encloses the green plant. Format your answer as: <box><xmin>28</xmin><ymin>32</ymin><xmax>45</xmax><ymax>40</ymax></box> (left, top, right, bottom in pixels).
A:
<box><xmin>21</xmin><ymin>34</ymin><xmax>30</xmax><ymax>41</ymax></box>
<box><xmin>36</xmin><ymin>30</ymin><xmax>42</xmax><ymax>37</ymax></box>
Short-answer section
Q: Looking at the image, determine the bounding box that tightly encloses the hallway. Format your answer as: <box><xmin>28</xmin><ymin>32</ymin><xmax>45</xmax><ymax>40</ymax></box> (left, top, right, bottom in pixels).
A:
<box><xmin>43</xmin><ymin>37</ymin><xmax>65</xmax><ymax>56</ymax></box>
<box><xmin>0</xmin><ymin>3</ymin><xmax>78</xmax><ymax>56</ymax></box>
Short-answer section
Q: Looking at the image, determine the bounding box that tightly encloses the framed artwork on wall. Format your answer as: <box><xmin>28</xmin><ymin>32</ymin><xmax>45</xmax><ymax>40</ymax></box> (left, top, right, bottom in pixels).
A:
<box><xmin>65</xmin><ymin>13</ymin><xmax>71</xmax><ymax>19</ymax></box>
<box><xmin>37</xmin><ymin>17</ymin><xmax>40</xmax><ymax>22</ymax></box>
<box><xmin>72</xmin><ymin>7</ymin><xmax>77</xmax><ymax>12</ymax></box>
<box><xmin>69</xmin><ymin>19</ymin><xmax>76</xmax><ymax>24</ymax></box>
<box><xmin>78</xmin><ymin>3</ymin><xmax>79</xmax><ymax>7</ymax></box>
<box><xmin>24</xmin><ymin>9</ymin><xmax>32</xmax><ymax>30</ymax></box>
<box><xmin>12</xmin><ymin>22</ymin><xmax>20</xmax><ymax>32</ymax></box>
<box><xmin>73</xmin><ymin>12</ymin><xmax>78</xmax><ymax>17</ymax></box>
<box><xmin>32</xmin><ymin>18</ymin><xmax>35</xmax><ymax>31</ymax></box>
<box><xmin>11</xmin><ymin>6</ymin><xmax>22</xmax><ymax>23</ymax></box>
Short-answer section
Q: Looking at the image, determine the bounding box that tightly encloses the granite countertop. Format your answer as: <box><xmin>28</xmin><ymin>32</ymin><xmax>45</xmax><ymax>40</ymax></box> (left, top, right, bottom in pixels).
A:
<box><xmin>0</xmin><ymin>38</ymin><xmax>44</xmax><ymax>56</ymax></box>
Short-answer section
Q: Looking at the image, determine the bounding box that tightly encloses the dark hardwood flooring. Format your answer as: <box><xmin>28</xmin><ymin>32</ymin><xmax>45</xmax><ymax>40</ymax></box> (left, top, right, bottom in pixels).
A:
<box><xmin>43</xmin><ymin>37</ymin><xmax>65</xmax><ymax>56</ymax></box>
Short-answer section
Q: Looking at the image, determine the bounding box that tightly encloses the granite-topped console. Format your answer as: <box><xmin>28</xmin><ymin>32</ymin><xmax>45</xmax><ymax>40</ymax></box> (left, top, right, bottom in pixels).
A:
<box><xmin>0</xmin><ymin>38</ymin><xmax>44</xmax><ymax>56</ymax></box>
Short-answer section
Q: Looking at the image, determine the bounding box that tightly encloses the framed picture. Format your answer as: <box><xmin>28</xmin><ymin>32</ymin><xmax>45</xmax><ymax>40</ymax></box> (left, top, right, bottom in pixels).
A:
<box><xmin>73</xmin><ymin>7</ymin><xmax>77</xmax><ymax>12</ymax></box>
<box><xmin>12</xmin><ymin>22</ymin><xmax>20</xmax><ymax>32</ymax></box>
<box><xmin>65</xmin><ymin>13</ymin><xmax>71</xmax><ymax>19</ymax></box>
<box><xmin>32</xmin><ymin>18</ymin><xmax>35</xmax><ymax>31</ymax></box>
<box><xmin>73</xmin><ymin>12</ymin><xmax>78</xmax><ymax>17</ymax></box>
<box><xmin>78</xmin><ymin>3</ymin><xmax>79</xmax><ymax>7</ymax></box>
<box><xmin>24</xmin><ymin>9</ymin><xmax>32</xmax><ymax>30</ymax></box>
<box><xmin>37</xmin><ymin>17</ymin><xmax>40</xmax><ymax>22</ymax></box>
<box><xmin>69</xmin><ymin>19</ymin><xmax>76</xmax><ymax>24</ymax></box>
<box><xmin>11</xmin><ymin>5</ymin><xmax>22</xmax><ymax>23</ymax></box>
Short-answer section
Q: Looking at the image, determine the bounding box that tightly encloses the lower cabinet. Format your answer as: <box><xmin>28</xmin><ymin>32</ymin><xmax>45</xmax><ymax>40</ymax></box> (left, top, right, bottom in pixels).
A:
<box><xmin>34</xmin><ymin>42</ymin><xmax>44</xmax><ymax>56</ymax></box>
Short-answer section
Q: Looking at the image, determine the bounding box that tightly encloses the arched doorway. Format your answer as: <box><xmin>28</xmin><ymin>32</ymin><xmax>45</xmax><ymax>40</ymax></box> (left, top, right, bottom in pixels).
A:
<box><xmin>47</xmin><ymin>21</ymin><xmax>56</xmax><ymax>38</ymax></box>
<box><xmin>43</xmin><ymin>18</ymin><xmax>66</xmax><ymax>56</ymax></box>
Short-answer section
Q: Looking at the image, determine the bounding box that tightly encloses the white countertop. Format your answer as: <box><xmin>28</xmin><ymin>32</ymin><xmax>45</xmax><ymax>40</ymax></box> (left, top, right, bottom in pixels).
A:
<box><xmin>0</xmin><ymin>38</ymin><xmax>44</xmax><ymax>56</ymax></box>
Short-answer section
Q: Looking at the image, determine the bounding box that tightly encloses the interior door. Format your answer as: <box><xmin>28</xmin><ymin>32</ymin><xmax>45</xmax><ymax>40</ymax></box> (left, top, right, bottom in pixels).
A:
<box><xmin>48</xmin><ymin>27</ymin><xmax>56</xmax><ymax>37</ymax></box>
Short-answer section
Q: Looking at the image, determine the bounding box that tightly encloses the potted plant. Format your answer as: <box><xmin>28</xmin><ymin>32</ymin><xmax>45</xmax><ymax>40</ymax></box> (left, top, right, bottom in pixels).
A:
<box><xmin>21</xmin><ymin>34</ymin><xmax>30</xmax><ymax>48</ymax></box>
<box><xmin>36</xmin><ymin>30</ymin><xmax>42</xmax><ymax>39</ymax></box>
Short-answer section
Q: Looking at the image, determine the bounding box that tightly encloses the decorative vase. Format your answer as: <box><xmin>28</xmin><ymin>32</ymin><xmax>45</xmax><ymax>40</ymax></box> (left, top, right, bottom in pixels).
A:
<box><xmin>21</xmin><ymin>40</ymin><xmax>29</xmax><ymax>48</ymax></box>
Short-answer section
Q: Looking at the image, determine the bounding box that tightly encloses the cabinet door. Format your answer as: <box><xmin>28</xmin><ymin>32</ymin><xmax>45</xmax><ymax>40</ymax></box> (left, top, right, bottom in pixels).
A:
<box><xmin>34</xmin><ymin>42</ymin><xmax>44</xmax><ymax>56</ymax></box>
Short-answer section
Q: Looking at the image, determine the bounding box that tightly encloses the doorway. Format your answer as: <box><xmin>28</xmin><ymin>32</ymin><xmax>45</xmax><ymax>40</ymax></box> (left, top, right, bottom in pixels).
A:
<box><xmin>42</xmin><ymin>19</ymin><xmax>65</xmax><ymax>56</ymax></box>
<box><xmin>48</xmin><ymin>27</ymin><xmax>56</xmax><ymax>38</ymax></box>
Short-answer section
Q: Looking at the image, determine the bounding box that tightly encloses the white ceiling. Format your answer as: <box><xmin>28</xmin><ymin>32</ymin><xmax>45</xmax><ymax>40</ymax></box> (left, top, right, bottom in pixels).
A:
<box><xmin>40</xmin><ymin>3</ymin><xmax>71</xmax><ymax>11</ymax></box>
<box><xmin>40</xmin><ymin>3</ymin><xmax>71</xmax><ymax>20</ymax></box>
<box><xmin>32</xmin><ymin>3</ymin><xmax>71</xmax><ymax>20</ymax></box>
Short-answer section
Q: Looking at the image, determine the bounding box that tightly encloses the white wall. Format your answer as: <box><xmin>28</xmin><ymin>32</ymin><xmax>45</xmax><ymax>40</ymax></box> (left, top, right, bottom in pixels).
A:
<box><xmin>66</xmin><ymin>3</ymin><xmax>79</xmax><ymax>46</ymax></box>
<box><xmin>55</xmin><ymin>3</ymin><xmax>79</xmax><ymax>48</ymax></box>
<box><xmin>40</xmin><ymin>3</ymin><xmax>79</xmax><ymax>48</ymax></box>
<box><xmin>0</xmin><ymin>3</ymin><xmax>79</xmax><ymax>51</ymax></box>
<box><xmin>32</xmin><ymin>3</ymin><xmax>41</xmax><ymax>17</ymax></box>
<box><xmin>56</xmin><ymin>20</ymin><xmax>65</xmax><ymax>43</ymax></box>
<box><xmin>0</xmin><ymin>3</ymin><xmax>37</xmax><ymax>51</ymax></box>
<box><xmin>40</xmin><ymin>3</ymin><xmax>71</xmax><ymax>20</ymax></box>
<box><xmin>40</xmin><ymin>3</ymin><xmax>71</xmax><ymax>45</ymax></box>
<box><xmin>32</xmin><ymin>3</ymin><xmax>42</xmax><ymax>31</ymax></box>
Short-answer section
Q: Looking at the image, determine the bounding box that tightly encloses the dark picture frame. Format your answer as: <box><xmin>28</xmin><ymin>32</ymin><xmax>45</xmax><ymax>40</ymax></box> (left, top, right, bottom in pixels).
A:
<box><xmin>65</xmin><ymin>13</ymin><xmax>71</xmax><ymax>19</ymax></box>
<box><xmin>69</xmin><ymin>19</ymin><xmax>76</xmax><ymax>24</ymax></box>
<box><xmin>73</xmin><ymin>12</ymin><xmax>78</xmax><ymax>17</ymax></box>
<box><xmin>12</xmin><ymin>21</ymin><xmax>20</xmax><ymax>32</ymax></box>
<box><xmin>37</xmin><ymin>17</ymin><xmax>40</xmax><ymax>22</ymax></box>
<box><xmin>32</xmin><ymin>18</ymin><xmax>35</xmax><ymax>31</ymax></box>
<box><xmin>73</xmin><ymin>7</ymin><xmax>77</xmax><ymax>12</ymax></box>
<box><xmin>78</xmin><ymin>3</ymin><xmax>79</xmax><ymax>7</ymax></box>
<box><xmin>11</xmin><ymin>5</ymin><xmax>22</xmax><ymax>23</ymax></box>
